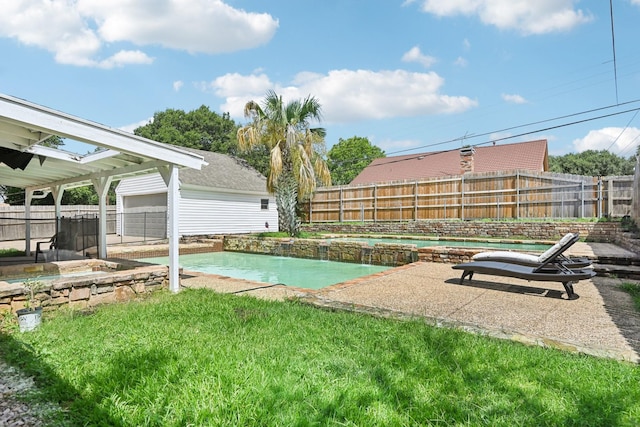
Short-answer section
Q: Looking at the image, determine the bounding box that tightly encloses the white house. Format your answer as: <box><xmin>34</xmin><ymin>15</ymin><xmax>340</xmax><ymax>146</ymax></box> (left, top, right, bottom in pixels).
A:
<box><xmin>115</xmin><ymin>148</ymin><xmax>278</xmax><ymax>237</ymax></box>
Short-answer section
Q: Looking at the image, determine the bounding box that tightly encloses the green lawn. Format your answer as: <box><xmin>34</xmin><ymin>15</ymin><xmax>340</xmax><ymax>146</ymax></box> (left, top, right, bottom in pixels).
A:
<box><xmin>1</xmin><ymin>289</ymin><xmax>639</xmax><ymax>426</ymax></box>
<box><xmin>620</xmin><ymin>282</ymin><xmax>640</xmax><ymax>312</ymax></box>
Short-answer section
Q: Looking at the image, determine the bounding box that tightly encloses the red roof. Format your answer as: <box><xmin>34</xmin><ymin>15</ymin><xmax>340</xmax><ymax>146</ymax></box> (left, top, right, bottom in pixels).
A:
<box><xmin>350</xmin><ymin>139</ymin><xmax>548</xmax><ymax>185</ymax></box>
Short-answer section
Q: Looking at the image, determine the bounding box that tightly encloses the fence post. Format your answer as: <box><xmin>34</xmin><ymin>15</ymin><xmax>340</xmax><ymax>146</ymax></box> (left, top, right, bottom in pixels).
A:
<box><xmin>339</xmin><ymin>187</ymin><xmax>343</xmax><ymax>223</ymax></box>
<box><xmin>373</xmin><ymin>184</ymin><xmax>378</xmax><ymax>223</ymax></box>
<box><xmin>360</xmin><ymin>203</ymin><xmax>364</xmax><ymax>222</ymax></box>
<box><xmin>516</xmin><ymin>171</ymin><xmax>520</xmax><ymax>219</ymax></box>
<box><xmin>581</xmin><ymin>181</ymin><xmax>585</xmax><ymax>218</ymax></box>
<box><xmin>597</xmin><ymin>176</ymin><xmax>602</xmax><ymax>218</ymax></box>
<box><xmin>414</xmin><ymin>181</ymin><xmax>418</xmax><ymax>220</ymax></box>
<box><xmin>460</xmin><ymin>175</ymin><xmax>465</xmax><ymax>220</ymax></box>
<box><xmin>608</xmin><ymin>178</ymin><xmax>614</xmax><ymax>217</ymax></box>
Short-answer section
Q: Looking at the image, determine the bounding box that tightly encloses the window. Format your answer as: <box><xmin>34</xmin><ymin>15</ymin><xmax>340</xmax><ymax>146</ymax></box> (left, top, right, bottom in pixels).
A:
<box><xmin>261</xmin><ymin>199</ymin><xmax>269</xmax><ymax>210</ymax></box>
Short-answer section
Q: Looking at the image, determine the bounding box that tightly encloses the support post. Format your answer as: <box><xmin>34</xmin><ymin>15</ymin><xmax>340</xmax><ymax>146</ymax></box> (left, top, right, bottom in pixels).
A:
<box><xmin>92</xmin><ymin>177</ymin><xmax>112</xmax><ymax>259</ymax></box>
<box><xmin>25</xmin><ymin>190</ymin><xmax>32</xmax><ymax>256</ymax></box>
<box><xmin>159</xmin><ymin>165</ymin><xmax>181</xmax><ymax>293</ymax></box>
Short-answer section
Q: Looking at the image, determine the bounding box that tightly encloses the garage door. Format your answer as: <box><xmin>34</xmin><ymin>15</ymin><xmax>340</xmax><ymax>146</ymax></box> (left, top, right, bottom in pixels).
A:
<box><xmin>122</xmin><ymin>193</ymin><xmax>168</xmax><ymax>238</ymax></box>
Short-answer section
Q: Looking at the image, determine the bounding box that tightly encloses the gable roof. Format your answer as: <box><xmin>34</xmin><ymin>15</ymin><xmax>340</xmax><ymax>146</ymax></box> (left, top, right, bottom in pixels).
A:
<box><xmin>350</xmin><ymin>139</ymin><xmax>548</xmax><ymax>185</ymax></box>
<box><xmin>172</xmin><ymin>147</ymin><xmax>268</xmax><ymax>194</ymax></box>
<box><xmin>0</xmin><ymin>93</ymin><xmax>205</xmax><ymax>192</ymax></box>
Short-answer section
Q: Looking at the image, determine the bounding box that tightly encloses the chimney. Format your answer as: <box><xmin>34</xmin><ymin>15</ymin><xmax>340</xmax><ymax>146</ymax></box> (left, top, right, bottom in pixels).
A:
<box><xmin>460</xmin><ymin>146</ymin><xmax>475</xmax><ymax>174</ymax></box>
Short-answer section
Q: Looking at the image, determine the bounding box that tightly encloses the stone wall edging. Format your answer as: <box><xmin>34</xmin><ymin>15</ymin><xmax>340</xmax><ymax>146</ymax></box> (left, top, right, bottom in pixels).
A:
<box><xmin>302</xmin><ymin>221</ymin><xmax>620</xmax><ymax>242</ymax></box>
<box><xmin>1</xmin><ymin>265</ymin><xmax>169</xmax><ymax>315</ymax></box>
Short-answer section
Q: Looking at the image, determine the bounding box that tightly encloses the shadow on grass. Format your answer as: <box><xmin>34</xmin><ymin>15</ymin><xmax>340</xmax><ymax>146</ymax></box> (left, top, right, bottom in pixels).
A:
<box><xmin>0</xmin><ymin>332</ymin><xmax>125</xmax><ymax>427</ymax></box>
<box><xmin>592</xmin><ymin>277</ymin><xmax>640</xmax><ymax>358</ymax></box>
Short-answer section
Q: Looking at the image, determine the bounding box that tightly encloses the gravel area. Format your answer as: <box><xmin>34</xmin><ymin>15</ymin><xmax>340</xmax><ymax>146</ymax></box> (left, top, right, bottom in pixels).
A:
<box><xmin>0</xmin><ymin>360</ymin><xmax>62</xmax><ymax>426</ymax></box>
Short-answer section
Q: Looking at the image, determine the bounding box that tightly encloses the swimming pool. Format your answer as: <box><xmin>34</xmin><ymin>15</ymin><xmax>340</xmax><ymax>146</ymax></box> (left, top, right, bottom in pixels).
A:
<box><xmin>329</xmin><ymin>237</ymin><xmax>550</xmax><ymax>251</ymax></box>
<box><xmin>137</xmin><ymin>252</ymin><xmax>391</xmax><ymax>290</ymax></box>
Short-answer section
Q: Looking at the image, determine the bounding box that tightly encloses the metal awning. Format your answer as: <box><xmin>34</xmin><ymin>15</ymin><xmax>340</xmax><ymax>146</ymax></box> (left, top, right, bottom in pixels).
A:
<box><xmin>0</xmin><ymin>93</ymin><xmax>207</xmax><ymax>292</ymax></box>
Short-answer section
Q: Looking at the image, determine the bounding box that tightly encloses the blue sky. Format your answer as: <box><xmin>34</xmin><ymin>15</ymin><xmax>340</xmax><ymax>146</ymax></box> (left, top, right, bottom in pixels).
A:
<box><xmin>2</xmin><ymin>0</ymin><xmax>640</xmax><ymax>159</ymax></box>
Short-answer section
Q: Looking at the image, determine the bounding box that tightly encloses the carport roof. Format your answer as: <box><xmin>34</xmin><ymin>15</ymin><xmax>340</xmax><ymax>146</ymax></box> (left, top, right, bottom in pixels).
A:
<box><xmin>0</xmin><ymin>93</ymin><xmax>206</xmax><ymax>192</ymax></box>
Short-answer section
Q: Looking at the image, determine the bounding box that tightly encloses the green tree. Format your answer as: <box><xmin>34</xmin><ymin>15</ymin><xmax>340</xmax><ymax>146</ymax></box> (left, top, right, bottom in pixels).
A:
<box><xmin>134</xmin><ymin>105</ymin><xmax>270</xmax><ymax>176</ymax></box>
<box><xmin>237</xmin><ymin>90</ymin><xmax>331</xmax><ymax>236</ymax></box>
<box><xmin>327</xmin><ymin>136</ymin><xmax>386</xmax><ymax>185</ymax></box>
<box><xmin>549</xmin><ymin>150</ymin><xmax>635</xmax><ymax>176</ymax></box>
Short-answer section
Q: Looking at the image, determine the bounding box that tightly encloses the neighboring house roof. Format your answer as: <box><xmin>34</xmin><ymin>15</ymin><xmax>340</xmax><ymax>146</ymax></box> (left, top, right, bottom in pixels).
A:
<box><xmin>178</xmin><ymin>147</ymin><xmax>268</xmax><ymax>194</ymax></box>
<box><xmin>350</xmin><ymin>139</ymin><xmax>548</xmax><ymax>185</ymax></box>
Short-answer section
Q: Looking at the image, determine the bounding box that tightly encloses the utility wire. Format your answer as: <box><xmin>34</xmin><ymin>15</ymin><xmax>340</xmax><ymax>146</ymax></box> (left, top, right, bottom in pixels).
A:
<box><xmin>607</xmin><ymin>109</ymin><xmax>639</xmax><ymax>152</ymax></box>
<box><xmin>385</xmin><ymin>98</ymin><xmax>640</xmax><ymax>157</ymax></box>
<box><xmin>365</xmin><ymin>106</ymin><xmax>640</xmax><ymax>168</ymax></box>
<box><xmin>610</xmin><ymin>0</ymin><xmax>619</xmax><ymax>104</ymax></box>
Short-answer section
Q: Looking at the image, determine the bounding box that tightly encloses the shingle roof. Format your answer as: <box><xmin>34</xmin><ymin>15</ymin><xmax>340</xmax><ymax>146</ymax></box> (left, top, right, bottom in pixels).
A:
<box><xmin>350</xmin><ymin>139</ymin><xmax>548</xmax><ymax>185</ymax></box>
<box><xmin>179</xmin><ymin>147</ymin><xmax>268</xmax><ymax>194</ymax></box>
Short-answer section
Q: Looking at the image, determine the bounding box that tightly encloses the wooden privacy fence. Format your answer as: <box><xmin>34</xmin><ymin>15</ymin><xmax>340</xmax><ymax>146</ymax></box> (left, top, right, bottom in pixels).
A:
<box><xmin>307</xmin><ymin>170</ymin><xmax>634</xmax><ymax>222</ymax></box>
<box><xmin>0</xmin><ymin>205</ymin><xmax>116</xmax><ymax>241</ymax></box>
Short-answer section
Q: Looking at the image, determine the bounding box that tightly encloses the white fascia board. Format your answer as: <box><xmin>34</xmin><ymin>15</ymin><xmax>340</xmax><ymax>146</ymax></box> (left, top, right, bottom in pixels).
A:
<box><xmin>23</xmin><ymin>145</ymin><xmax>85</xmax><ymax>162</ymax></box>
<box><xmin>0</xmin><ymin>94</ymin><xmax>205</xmax><ymax>170</ymax></box>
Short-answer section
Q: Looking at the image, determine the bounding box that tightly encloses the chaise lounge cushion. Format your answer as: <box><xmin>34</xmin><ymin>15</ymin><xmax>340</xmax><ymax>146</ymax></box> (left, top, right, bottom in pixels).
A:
<box><xmin>472</xmin><ymin>233</ymin><xmax>586</xmax><ymax>266</ymax></box>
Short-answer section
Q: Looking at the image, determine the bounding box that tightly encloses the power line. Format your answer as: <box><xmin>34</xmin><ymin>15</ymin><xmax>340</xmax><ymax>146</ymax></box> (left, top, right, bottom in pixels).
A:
<box><xmin>365</xmin><ymin>105</ymin><xmax>640</xmax><ymax>168</ymax></box>
<box><xmin>610</xmin><ymin>0</ymin><xmax>619</xmax><ymax>104</ymax></box>
<box><xmin>607</xmin><ymin>109</ymin><xmax>639</xmax><ymax>152</ymax></box>
<box><xmin>385</xmin><ymin>98</ymin><xmax>640</xmax><ymax>157</ymax></box>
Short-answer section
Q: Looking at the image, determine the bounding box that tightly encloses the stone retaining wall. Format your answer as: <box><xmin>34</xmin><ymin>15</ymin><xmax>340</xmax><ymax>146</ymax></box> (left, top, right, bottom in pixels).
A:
<box><xmin>1</xmin><ymin>241</ymin><xmax>224</xmax><ymax>316</ymax></box>
<box><xmin>0</xmin><ymin>260</ymin><xmax>168</xmax><ymax>315</ymax></box>
<box><xmin>223</xmin><ymin>236</ymin><xmax>419</xmax><ymax>266</ymax></box>
<box><xmin>302</xmin><ymin>221</ymin><xmax>620</xmax><ymax>242</ymax></box>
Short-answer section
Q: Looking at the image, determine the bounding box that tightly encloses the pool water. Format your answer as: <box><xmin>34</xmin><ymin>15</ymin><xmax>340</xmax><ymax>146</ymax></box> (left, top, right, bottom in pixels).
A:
<box><xmin>329</xmin><ymin>237</ymin><xmax>550</xmax><ymax>251</ymax></box>
<box><xmin>137</xmin><ymin>252</ymin><xmax>391</xmax><ymax>290</ymax></box>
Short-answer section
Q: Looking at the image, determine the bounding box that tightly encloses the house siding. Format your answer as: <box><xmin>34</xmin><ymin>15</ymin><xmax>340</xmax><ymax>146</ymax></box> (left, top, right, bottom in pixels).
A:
<box><xmin>180</xmin><ymin>188</ymin><xmax>278</xmax><ymax>235</ymax></box>
<box><xmin>115</xmin><ymin>172</ymin><xmax>278</xmax><ymax>236</ymax></box>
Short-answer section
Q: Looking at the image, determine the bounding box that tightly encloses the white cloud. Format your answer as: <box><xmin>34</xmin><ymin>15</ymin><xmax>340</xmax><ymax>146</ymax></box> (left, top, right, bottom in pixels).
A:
<box><xmin>501</xmin><ymin>93</ymin><xmax>527</xmax><ymax>104</ymax></box>
<box><xmin>207</xmin><ymin>69</ymin><xmax>478</xmax><ymax>123</ymax></box>
<box><xmin>377</xmin><ymin>138</ymin><xmax>421</xmax><ymax>152</ymax></box>
<box><xmin>0</xmin><ymin>0</ymin><xmax>278</xmax><ymax>67</ymax></box>
<box><xmin>173</xmin><ymin>81</ymin><xmax>184</xmax><ymax>92</ymax></box>
<box><xmin>417</xmin><ymin>0</ymin><xmax>593</xmax><ymax>35</ymax></box>
<box><xmin>572</xmin><ymin>127</ymin><xmax>640</xmax><ymax>154</ymax></box>
<box><xmin>119</xmin><ymin>117</ymin><xmax>153</xmax><ymax>134</ymax></box>
<box><xmin>402</xmin><ymin>46</ymin><xmax>437</xmax><ymax>68</ymax></box>
<box><xmin>454</xmin><ymin>56</ymin><xmax>468</xmax><ymax>67</ymax></box>
<box><xmin>97</xmin><ymin>50</ymin><xmax>154</xmax><ymax>69</ymax></box>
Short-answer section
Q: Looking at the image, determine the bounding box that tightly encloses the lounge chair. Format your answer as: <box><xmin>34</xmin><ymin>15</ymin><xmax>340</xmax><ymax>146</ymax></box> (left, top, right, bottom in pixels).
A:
<box><xmin>452</xmin><ymin>233</ymin><xmax>596</xmax><ymax>299</ymax></box>
<box><xmin>35</xmin><ymin>233</ymin><xmax>58</xmax><ymax>263</ymax></box>
<box><xmin>471</xmin><ymin>233</ymin><xmax>591</xmax><ymax>269</ymax></box>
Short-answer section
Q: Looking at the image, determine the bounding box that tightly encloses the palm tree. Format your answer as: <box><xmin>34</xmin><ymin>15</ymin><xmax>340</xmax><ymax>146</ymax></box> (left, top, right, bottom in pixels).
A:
<box><xmin>237</xmin><ymin>90</ymin><xmax>331</xmax><ymax>236</ymax></box>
